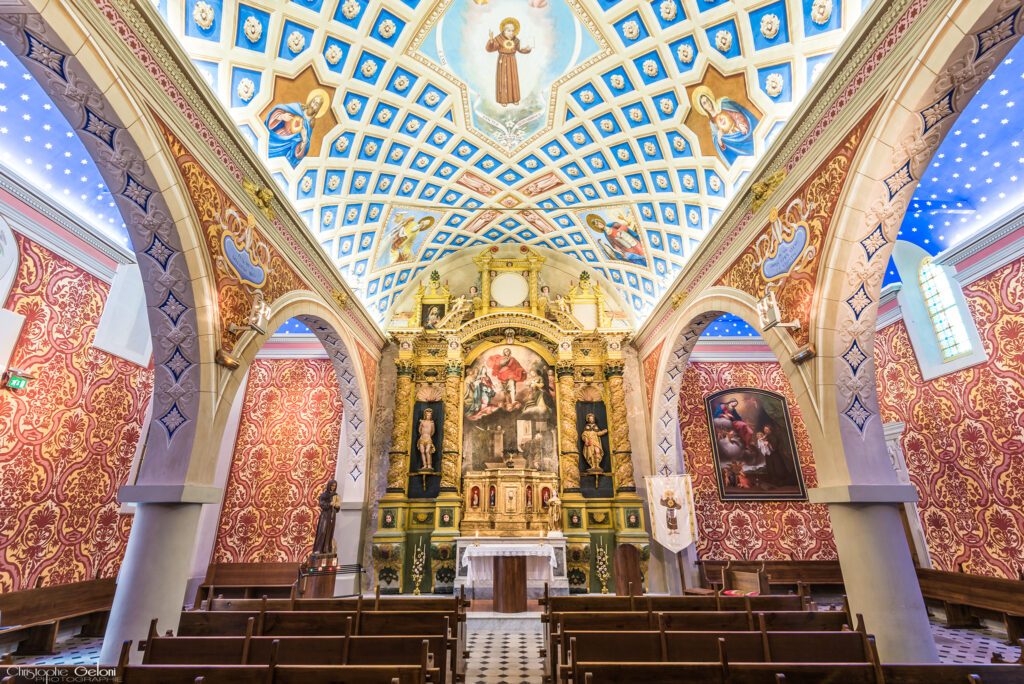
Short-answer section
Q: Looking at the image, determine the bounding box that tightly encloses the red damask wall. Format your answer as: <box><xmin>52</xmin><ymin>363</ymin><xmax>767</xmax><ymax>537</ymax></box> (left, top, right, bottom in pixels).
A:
<box><xmin>679</xmin><ymin>361</ymin><xmax>837</xmax><ymax>561</ymax></box>
<box><xmin>0</xmin><ymin>234</ymin><xmax>153</xmax><ymax>592</ymax></box>
<box><xmin>213</xmin><ymin>358</ymin><xmax>343</xmax><ymax>563</ymax></box>
<box><xmin>874</xmin><ymin>257</ymin><xmax>1024</xmax><ymax>579</ymax></box>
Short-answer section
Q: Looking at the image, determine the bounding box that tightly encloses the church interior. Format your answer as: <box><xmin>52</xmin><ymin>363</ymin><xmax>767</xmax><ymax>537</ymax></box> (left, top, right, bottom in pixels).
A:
<box><xmin>1</xmin><ymin>0</ymin><xmax>1024</xmax><ymax>681</ymax></box>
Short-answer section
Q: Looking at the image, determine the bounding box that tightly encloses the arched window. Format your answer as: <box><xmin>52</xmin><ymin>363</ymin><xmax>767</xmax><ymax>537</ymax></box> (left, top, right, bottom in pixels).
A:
<box><xmin>918</xmin><ymin>257</ymin><xmax>972</xmax><ymax>361</ymax></box>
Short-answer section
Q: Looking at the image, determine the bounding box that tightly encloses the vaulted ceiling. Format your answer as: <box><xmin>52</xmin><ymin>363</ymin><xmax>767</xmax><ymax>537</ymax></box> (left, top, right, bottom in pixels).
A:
<box><xmin>157</xmin><ymin>0</ymin><xmax>866</xmax><ymax>325</ymax></box>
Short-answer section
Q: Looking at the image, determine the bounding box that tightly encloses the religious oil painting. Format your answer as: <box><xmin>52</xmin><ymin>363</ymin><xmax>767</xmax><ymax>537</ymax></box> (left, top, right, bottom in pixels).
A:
<box><xmin>579</xmin><ymin>207</ymin><xmax>647</xmax><ymax>267</ymax></box>
<box><xmin>417</xmin><ymin>0</ymin><xmax>602</xmax><ymax>149</ymax></box>
<box><xmin>704</xmin><ymin>388</ymin><xmax>806</xmax><ymax>501</ymax></box>
<box><xmin>421</xmin><ymin>303</ymin><xmax>446</xmax><ymax>330</ymax></box>
<box><xmin>373</xmin><ymin>207</ymin><xmax>439</xmax><ymax>271</ymax></box>
<box><xmin>264</xmin><ymin>89</ymin><xmax>330</xmax><ymax>168</ymax></box>
<box><xmin>462</xmin><ymin>344</ymin><xmax>557</xmax><ymax>475</ymax></box>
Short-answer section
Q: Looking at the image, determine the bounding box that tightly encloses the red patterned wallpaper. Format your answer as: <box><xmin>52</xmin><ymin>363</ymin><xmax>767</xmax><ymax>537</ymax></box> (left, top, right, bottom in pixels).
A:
<box><xmin>874</xmin><ymin>257</ymin><xmax>1024</xmax><ymax>579</ymax></box>
<box><xmin>679</xmin><ymin>361</ymin><xmax>837</xmax><ymax>561</ymax></box>
<box><xmin>213</xmin><ymin>358</ymin><xmax>343</xmax><ymax>563</ymax></box>
<box><xmin>0</xmin><ymin>235</ymin><xmax>153</xmax><ymax>592</ymax></box>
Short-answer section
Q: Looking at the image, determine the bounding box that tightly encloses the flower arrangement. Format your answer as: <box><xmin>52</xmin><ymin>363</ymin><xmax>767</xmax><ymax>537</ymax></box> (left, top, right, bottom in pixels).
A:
<box><xmin>411</xmin><ymin>540</ymin><xmax>426</xmax><ymax>595</ymax></box>
<box><xmin>595</xmin><ymin>541</ymin><xmax>610</xmax><ymax>594</ymax></box>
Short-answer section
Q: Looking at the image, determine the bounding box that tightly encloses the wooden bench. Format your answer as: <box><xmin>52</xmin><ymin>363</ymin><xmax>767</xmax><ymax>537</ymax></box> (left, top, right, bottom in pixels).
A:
<box><xmin>917</xmin><ymin>567</ymin><xmax>1024</xmax><ymax>643</ymax></box>
<box><xmin>547</xmin><ymin>610</ymin><xmax>856</xmax><ymax>683</ymax></box>
<box><xmin>698</xmin><ymin>560</ymin><xmax>845</xmax><ymax>595</ymax></box>
<box><xmin>0</xmin><ymin>577</ymin><xmax>115</xmax><ymax>655</ymax></box>
<box><xmin>562</xmin><ymin>630</ymin><xmax>875</xmax><ymax>682</ymax></box>
<box><xmin>579</xmin><ymin>662</ymin><xmax>881</xmax><ymax>683</ymax></box>
<box><xmin>193</xmin><ymin>562</ymin><xmax>299</xmax><ymax>607</ymax></box>
<box><xmin>174</xmin><ymin>610</ymin><xmax>461</xmax><ymax>679</ymax></box>
<box><xmin>143</xmin><ymin>631</ymin><xmax>444</xmax><ymax>682</ymax></box>
<box><xmin>543</xmin><ymin>593</ymin><xmax>807</xmax><ymax>613</ymax></box>
<box><xmin>882</xmin><ymin>663</ymin><xmax>1024</xmax><ymax>684</ymax></box>
<box><xmin>119</xmin><ymin>636</ymin><xmax>427</xmax><ymax>683</ymax></box>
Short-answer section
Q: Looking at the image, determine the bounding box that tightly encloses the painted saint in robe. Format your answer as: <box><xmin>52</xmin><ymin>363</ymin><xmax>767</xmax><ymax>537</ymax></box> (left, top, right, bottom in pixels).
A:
<box><xmin>387</xmin><ymin>214</ymin><xmax>435</xmax><ymax>265</ymax></box>
<box><xmin>265</xmin><ymin>89</ymin><xmax>330</xmax><ymax>168</ymax></box>
<box><xmin>586</xmin><ymin>213</ymin><xmax>647</xmax><ymax>267</ymax></box>
<box><xmin>486</xmin><ymin>17</ymin><xmax>532</xmax><ymax>106</ymax></box>
<box><xmin>692</xmin><ymin>86</ymin><xmax>759</xmax><ymax>166</ymax></box>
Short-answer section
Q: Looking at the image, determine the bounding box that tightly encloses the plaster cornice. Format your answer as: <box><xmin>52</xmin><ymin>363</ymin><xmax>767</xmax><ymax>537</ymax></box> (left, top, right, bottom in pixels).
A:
<box><xmin>70</xmin><ymin>0</ymin><xmax>387</xmax><ymax>351</ymax></box>
<box><xmin>0</xmin><ymin>166</ymin><xmax>133</xmax><ymax>282</ymax></box>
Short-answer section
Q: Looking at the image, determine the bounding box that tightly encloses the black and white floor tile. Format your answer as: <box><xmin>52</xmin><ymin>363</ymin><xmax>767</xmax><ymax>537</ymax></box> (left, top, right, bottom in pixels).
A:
<box><xmin>464</xmin><ymin>629</ymin><xmax>546</xmax><ymax>684</ymax></box>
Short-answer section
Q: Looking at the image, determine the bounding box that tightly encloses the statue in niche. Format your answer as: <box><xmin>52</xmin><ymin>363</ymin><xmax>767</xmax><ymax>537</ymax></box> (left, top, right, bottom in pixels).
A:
<box><xmin>547</xmin><ymin>492</ymin><xmax>562</xmax><ymax>532</ymax></box>
<box><xmin>417</xmin><ymin>408</ymin><xmax>436</xmax><ymax>470</ymax></box>
<box><xmin>581</xmin><ymin>413</ymin><xmax>609</xmax><ymax>473</ymax></box>
<box><xmin>312</xmin><ymin>479</ymin><xmax>340</xmax><ymax>555</ymax></box>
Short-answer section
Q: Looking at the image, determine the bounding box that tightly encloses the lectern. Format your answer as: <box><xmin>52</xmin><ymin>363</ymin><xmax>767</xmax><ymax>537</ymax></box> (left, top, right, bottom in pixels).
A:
<box><xmin>493</xmin><ymin>556</ymin><xmax>527</xmax><ymax>612</ymax></box>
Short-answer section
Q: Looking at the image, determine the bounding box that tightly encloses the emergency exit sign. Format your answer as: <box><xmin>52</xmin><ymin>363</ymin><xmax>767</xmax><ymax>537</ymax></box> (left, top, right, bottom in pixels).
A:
<box><xmin>5</xmin><ymin>374</ymin><xmax>28</xmax><ymax>390</ymax></box>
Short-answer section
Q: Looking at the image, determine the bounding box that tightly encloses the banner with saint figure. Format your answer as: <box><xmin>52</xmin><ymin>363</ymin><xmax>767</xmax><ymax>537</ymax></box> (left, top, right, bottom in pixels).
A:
<box><xmin>646</xmin><ymin>475</ymin><xmax>698</xmax><ymax>554</ymax></box>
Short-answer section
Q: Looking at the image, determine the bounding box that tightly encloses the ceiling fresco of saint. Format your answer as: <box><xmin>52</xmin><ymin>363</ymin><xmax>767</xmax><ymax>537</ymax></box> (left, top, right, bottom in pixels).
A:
<box><xmin>152</xmin><ymin>0</ymin><xmax>867</xmax><ymax>323</ymax></box>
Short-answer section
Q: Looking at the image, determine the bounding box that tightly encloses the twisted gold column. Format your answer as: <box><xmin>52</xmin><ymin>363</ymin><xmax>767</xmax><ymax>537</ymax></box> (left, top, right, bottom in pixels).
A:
<box><xmin>556</xmin><ymin>363</ymin><xmax>581</xmax><ymax>492</ymax></box>
<box><xmin>386</xmin><ymin>362</ymin><xmax>415</xmax><ymax>493</ymax></box>
<box><xmin>605</xmin><ymin>364</ymin><xmax>636</xmax><ymax>492</ymax></box>
<box><xmin>439</xmin><ymin>362</ymin><xmax>463</xmax><ymax>491</ymax></box>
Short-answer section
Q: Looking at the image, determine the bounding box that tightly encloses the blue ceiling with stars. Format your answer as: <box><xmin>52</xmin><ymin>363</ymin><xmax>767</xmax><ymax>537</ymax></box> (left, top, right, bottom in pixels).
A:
<box><xmin>886</xmin><ymin>39</ymin><xmax>1024</xmax><ymax>286</ymax></box>
<box><xmin>0</xmin><ymin>40</ymin><xmax>129</xmax><ymax>248</ymax></box>
<box><xmin>12</xmin><ymin>2</ymin><xmax>1022</xmax><ymax>339</ymax></box>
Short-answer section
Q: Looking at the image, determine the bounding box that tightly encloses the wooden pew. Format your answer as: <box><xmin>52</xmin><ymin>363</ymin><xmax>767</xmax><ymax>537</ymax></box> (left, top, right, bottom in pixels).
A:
<box><xmin>916</xmin><ymin>567</ymin><xmax>1024</xmax><ymax>643</ymax></box>
<box><xmin>720</xmin><ymin>560</ymin><xmax>772</xmax><ymax>595</ymax></box>
<box><xmin>0</xmin><ymin>577</ymin><xmax>115</xmax><ymax>655</ymax></box>
<box><xmin>697</xmin><ymin>560</ymin><xmax>845</xmax><ymax>595</ymax></box>
<box><xmin>144</xmin><ymin>632</ymin><xmax>443</xmax><ymax>682</ymax></box>
<box><xmin>579</xmin><ymin>662</ymin><xmax>880</xmax><ymax>683</ymax></box>
<box><xmin>882</xmin><ymin>663</ymin><xmax>1024</xmax><ymax>684</ymax></box>
<box><xmin>543</xmin><ymin>593</ymin><xmax>806</xmax><ymax>614</ymax></box>
<box><xmin>564</xmin><ymin>630</ymin><xmax>874</xmax><ymax>682</ymax></box>
<box><xmin>120</xmin><ymin>637</ymin><xmax>427</xmax><ymax>684</ymax></box>
<box><xmin>193</xmin><ymin>562</ymin><xmax>298</xmax><ymax>607</ymax></box>
<box><xmin>547</xmin><ymin>610</ymin><xmax>855</xmax><ymax>683</ymax></box>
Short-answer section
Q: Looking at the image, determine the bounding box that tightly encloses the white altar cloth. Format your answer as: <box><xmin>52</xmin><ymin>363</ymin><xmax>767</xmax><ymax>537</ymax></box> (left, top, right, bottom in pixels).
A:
<box><xmin>460</xmin><ymin>543</ymin><xmax>557</xmax><ymax>583</ymax></box>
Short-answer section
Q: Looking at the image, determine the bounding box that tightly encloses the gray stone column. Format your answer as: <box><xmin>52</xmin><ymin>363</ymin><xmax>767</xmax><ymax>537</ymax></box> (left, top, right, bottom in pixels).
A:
<box><xmin>99</xmin><ymin>486</ymin><xmax>219</xmax><ymax>665</ymax></box>
<box><xmin>812</xmin><ymin>485</ymin><xmax>938</xmax><ymax>663</ymax></box>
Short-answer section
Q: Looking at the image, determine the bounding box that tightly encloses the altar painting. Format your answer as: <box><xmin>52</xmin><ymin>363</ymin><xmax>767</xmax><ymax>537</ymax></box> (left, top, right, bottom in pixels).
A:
<box><xmin>463</xmin><ymin>345</ymin><xmax>557</xmax><ymax>474</ymax></box>
<box><xmin>417</xmin><ymin>0</ymin><xmax>600</xmax><ymax>149</ymax></box>
<box><xmin>704</xmin><ymin>388</ymin><xmax>805</xmax><ymax>501</ymax></box>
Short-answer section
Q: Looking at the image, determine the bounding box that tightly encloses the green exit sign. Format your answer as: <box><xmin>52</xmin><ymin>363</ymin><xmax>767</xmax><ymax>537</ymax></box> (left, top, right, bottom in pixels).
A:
<box><xmin>5</xmin><ymin>374</ymin><xmax>28</xmax><ymax>390</ymax></box>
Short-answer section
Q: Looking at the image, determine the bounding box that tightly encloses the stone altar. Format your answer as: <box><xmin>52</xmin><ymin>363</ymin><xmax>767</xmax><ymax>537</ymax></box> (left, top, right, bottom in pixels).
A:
<box><xmin>455</xmin><ymin>536</ymin><xmax>568</xmax><ymax>599</ymax></box>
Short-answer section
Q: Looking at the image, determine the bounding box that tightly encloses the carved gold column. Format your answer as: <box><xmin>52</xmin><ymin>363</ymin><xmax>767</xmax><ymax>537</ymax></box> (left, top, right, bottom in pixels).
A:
<box><xmin>439</xmin><ymin>361</ymin><xmax>463</xmax><ymax>492</ymax></box>
<box><xmin>556</xmin><ymin>362</ymin><xmax>581</xmax><ymax>492</ymax></box>
<box><xmin>605</xmin><ymin>362</ymin><xmax>636</xmax><ymax>492</ymax></box>
<box><xmin>386</xmin><ymin>360</ymin><xmax>415</xmax><ymax>493</ymax></box>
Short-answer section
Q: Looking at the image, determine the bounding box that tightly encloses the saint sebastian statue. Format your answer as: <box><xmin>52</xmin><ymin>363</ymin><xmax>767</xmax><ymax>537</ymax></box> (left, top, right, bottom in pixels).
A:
<box><xmin>312</xmin><ymin>479</ymin><xmax>340</xmax><ymax>555</ymax></box>
<box><xmin>581</xmin><ymin>412</ymin><xmax>609</xmax><ymax>473</ymax></box>
<box><xmin>417</xmin><ymin>408</ymin><xmax>436</xmax><ymax>470</ymax></box>
<box><xmin>486</xmin><ymin>18</ymin><xmax>532</xmax><ymax>106</ymax></box>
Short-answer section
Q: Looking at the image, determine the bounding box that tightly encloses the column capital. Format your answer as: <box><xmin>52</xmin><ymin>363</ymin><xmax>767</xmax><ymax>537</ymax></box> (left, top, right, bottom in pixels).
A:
<box><xmin>808</xmin><ymin>484</ymin><xmax>919</xmax><ymax>504</ymax></box>
<box><xmin>118</xmin><ymin>484</ymin><xmax>221</xmax><ymax>504</ymax></box>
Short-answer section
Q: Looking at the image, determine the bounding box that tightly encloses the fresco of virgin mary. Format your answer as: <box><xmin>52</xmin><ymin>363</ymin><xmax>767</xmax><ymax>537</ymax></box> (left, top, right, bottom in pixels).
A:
<box><xmin>692</xmin><ymin>86</ymin><xmax>759</xmax><ymax>166</ymax></box>
<box><xmin>264</xmin><ymin>89</ymin><xmax>330</xmax><ymax>168</ymax></box>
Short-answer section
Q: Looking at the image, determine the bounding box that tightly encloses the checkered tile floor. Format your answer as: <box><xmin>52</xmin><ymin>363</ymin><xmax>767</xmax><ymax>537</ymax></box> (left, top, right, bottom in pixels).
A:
<box><xmin>9</xmin><ymin>617</ymin><xmax>1020</xmax><ymax>673</ymax></box>
<box><xmin>465</xmin><ymin>630</ymin><xmax>546</xmax><ymax>684</ymax></box>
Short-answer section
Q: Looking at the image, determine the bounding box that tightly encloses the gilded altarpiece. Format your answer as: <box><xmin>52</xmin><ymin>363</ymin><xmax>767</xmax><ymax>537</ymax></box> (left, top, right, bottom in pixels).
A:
<box><xmin>371</xmin><ymin>249</ymin><xmax>648</xmax><ymax>594</ymax></box>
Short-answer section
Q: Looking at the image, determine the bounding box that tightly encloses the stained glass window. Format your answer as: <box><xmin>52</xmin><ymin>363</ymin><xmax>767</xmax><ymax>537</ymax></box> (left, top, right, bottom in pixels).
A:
<box><xmin>918</xmin><ymin>257</ymin><xmax>971</xmax><ymax>360</ymax></box>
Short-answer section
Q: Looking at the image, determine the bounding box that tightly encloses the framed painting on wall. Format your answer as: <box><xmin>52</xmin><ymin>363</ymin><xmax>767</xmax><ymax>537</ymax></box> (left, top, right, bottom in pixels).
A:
<box><xmin>704</xmin><ymin>387</ymin><xmax>806</xmax><ymax>501</ymax></box>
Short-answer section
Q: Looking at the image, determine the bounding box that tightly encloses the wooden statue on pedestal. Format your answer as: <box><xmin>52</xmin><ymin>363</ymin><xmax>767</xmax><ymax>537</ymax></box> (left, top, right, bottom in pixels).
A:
<box><xmin>301</xmin><ymin>479</ymin><xmax>341</xmax><ymax>598</ymax></box>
